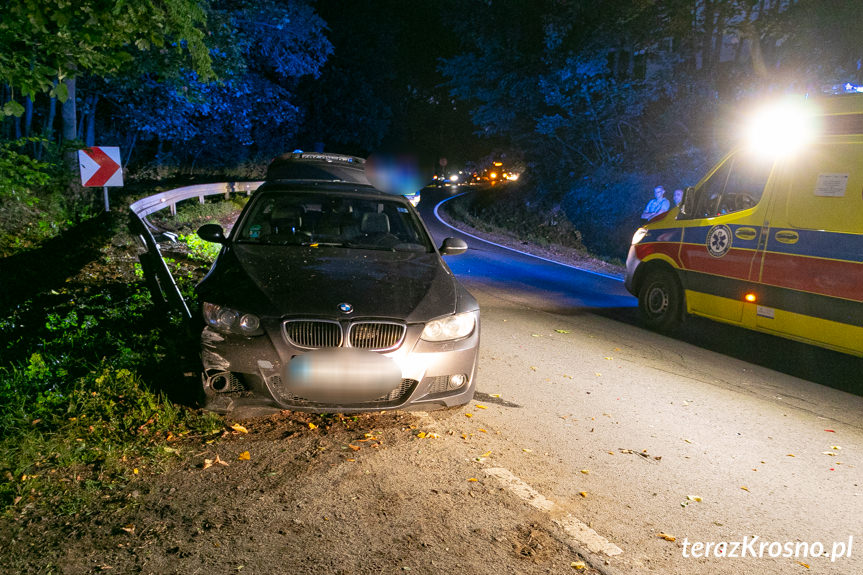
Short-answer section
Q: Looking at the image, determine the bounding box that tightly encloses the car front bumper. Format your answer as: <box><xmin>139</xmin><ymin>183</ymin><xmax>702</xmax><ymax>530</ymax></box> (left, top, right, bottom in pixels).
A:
<box><xmin>200</xmin><ymin>315</ymin><xmax>480</xmax><ymax>414</ymax></box>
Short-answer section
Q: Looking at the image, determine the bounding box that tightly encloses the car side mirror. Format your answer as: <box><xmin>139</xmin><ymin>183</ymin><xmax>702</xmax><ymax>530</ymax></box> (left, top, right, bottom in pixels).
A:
<box><xmin>197</xmin><ymin>223</ymin><xmax>227</xmax><ymax>244</ymax></box>
<box><xmin>439</xmin><ymin>237</ymin><xmax>467</xmax><ymax>256</ymax></box>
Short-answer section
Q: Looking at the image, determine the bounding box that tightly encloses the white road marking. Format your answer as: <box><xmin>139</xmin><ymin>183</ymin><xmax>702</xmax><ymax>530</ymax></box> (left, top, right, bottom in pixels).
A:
<box><xmin>553</xmin><ymin>516</ymin><xmax>624</xmax><ymax>557</ymax></box>
<box><xmin>484</xmin><ymin>467</ymin><xmax>623</xmax><ymax>557</ymax></box>
<box><xmin>484</xmin><ymin>467</ymin><xmax>555</xmax><ymax>512</ymax></box>
<box><xmin>432</xmin><ymin>193</ymin><xmax>624</xmax><ymax>282</ymax></box>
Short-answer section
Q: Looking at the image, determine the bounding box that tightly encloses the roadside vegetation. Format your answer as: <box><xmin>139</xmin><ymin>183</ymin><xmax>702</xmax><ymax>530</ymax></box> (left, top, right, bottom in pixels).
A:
<box><xmin>444</xmin><ymin>182</ymin><xmax>587</xmax><ymax>252</ymax></box>
<box><xmin>0</xmin><ymin>200</ymin><xmax>241</xmax><ymax>519</ymax></box>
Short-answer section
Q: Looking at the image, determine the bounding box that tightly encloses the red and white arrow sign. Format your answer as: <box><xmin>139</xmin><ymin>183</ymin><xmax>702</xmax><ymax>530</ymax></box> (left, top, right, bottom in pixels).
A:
<box><xmin>78</xmin><ymin>146</ymin><xmax>123</xmax><ymax>187</ymax></box>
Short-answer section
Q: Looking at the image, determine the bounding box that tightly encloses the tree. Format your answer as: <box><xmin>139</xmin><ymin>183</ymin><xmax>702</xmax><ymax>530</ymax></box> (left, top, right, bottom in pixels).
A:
<box><xmin>0</xmin><ymin>0</ymin><xmax>214</xmax><ymax>145</ymax></box>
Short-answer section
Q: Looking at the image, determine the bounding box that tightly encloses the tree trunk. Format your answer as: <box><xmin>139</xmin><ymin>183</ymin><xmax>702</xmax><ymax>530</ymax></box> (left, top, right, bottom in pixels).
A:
<box><xmin>61</xmin><ymin>76</ymin><xmax>77</xmax><ymax>143</ymax></box>
<box><xmin>24</xmin><ymin>95</ymin><xmax>33</xmax><ymax>138</ymax></box>
<box><xmin>84</xmin><ymin>94</ymin><xmax>98</xmax><ymax>147</ymax></box>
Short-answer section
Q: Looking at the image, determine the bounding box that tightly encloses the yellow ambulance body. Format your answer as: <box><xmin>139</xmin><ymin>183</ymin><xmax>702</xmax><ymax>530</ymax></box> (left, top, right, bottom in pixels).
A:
<box><xmin>625</xmin><ymin>92</ymin><xmax>863</xmax><ymax>357</ymax></box>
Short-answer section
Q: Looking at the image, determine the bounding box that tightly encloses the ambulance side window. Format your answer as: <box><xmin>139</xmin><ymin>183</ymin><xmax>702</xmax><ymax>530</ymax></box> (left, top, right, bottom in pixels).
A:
<box><xmin>684</xmin><ymin>155</ymin><xmax>771</xmax><ymax>219</ymax></box>
<box><xmin>687</xmin><ymin>161</ymin><xmax>732</xmax><ymax>219</ymax></box>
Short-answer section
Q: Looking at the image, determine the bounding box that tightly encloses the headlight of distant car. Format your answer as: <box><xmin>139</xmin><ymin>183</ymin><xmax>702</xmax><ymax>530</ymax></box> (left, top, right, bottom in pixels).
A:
<box><xmin>420</xmin><ymin>312</ymin><xmax>476</xmax><ymax>342</ymax></box>
<box><xmin>203</xmin><ymin>302</ymin><xmax>264</xmax><ymax>336</ymax></box>
<box><xmin>631</xmin><ymin>227</ymin><xmax>648</xmax><ymax>245</ymax></box>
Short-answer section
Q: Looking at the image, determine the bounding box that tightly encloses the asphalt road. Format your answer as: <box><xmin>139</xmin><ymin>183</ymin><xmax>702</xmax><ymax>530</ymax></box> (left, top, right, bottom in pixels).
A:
<box><xmin>417</xmin><ymin>186</ymin><xmax>863</xmax><ymax>574</ymax></box>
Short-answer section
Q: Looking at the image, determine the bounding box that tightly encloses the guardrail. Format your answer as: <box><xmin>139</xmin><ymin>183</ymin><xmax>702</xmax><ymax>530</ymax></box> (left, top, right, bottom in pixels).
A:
<box><xmin>128</xmin><ymin>181</ymin><xmax>263</xmax><ymax>320</ymax></box>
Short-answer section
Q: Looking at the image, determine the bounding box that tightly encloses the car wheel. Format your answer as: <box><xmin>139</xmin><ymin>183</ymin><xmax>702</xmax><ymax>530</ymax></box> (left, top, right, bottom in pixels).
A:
<box><xmin>638</xmin><ymin>268</ymin><xmax>682</xmax><ymax>332</ymax></box>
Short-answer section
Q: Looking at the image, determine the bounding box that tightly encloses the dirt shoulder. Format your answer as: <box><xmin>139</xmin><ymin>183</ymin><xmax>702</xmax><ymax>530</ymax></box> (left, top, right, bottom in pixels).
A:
<box><xmin>1</xmin><ymin>408</ymin><xmax>600</xmax><ymax>574</ymax></box>
<box><xmin>435</xmin><ymin>196</ymin><xmax>625</xmax><ymax>279</ymax></box>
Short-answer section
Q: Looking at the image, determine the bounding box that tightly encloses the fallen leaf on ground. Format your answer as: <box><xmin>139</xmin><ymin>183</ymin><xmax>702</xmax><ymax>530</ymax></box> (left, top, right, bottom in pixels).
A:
<box><xmin>416</xmin><ymin>432</ymin><xmax>427</xmax><ymax>439</ymax></box>
<box><xmin>490</xmin><ymin>394</ymin><xmax>501</xmax><ymax>398</ymax></box>
<box><xmin>481</xmin><ymin>451</ymin><xmax>492</xmax><ymax>457</ymax></box>
<box><xmin>831</xmin><ymin>445</ymin><xmax>841</xmax><ymax>450</ymax></box>
<box><xmin>658</xmin><ymin>532</ymin><xmax>676</xmax><ymax>541</ymax></box>
<box><xmin>427</xmin><ymin>432</ymin><xmax>440</xmax><ymax>439</ymax></box>
<box><xmin>522</xmin><ymin>448</ymin><xmax>533</xmax><ymax>453</ymax></box>
<box><xmin>121</xmin><ymin>525</ymin><xmax>135</xmax><ymax>534</ymax></box>
<box><xmin>797</xmin><ymin>561</ymin><xmax>810</xmax><ymax>569</ymax></box>
<box><xmin>133</xmin><ymin>468</ymin><xmax>139</xmax><ymax>475</ymax></box>
<box><xmin>604</xmin><ymin>357</ymin><xmax>613</xmax><ymax>360</ymax></box>
<box><xmin>465</xmin><ymin>413</ymin><xmax>473</xmax><ymax>418</ymax></box>
<box><xmin>478</xmin><ymin>428</ymin><xmax>487</xmax><ymax>433</ymax></box>
<box><xmin>580</xmin><ymin>469</ymin><xmax>590</xmax><ymax>475</ymax></box>
<box><xmin>683</xmin><ymin>439</ymin><xmax>693</xmax><ymax>444</ymax></box>
<box><xmin>579</xmin><ymin>491</ymin><xmax>588</xmax><ymax>498</ymax></box>
<box><xmin>824</xmin><ymin>429</ymin><xmax>835</xmax><ymax>433</ymax></box>
<box><xmin>238</xmin><ymin>451</ymin><xmax>250</xmax><ymax>461</ymax></box>
<box><xmin>530</xmin><ymin>366</ymin><xmax>537</xmax><ymax>371</ymax></box>
<box><xmin>787</xmin><ymin>454</ymin><xmax>795</xmax><ymax>457</ymax></box>
<box><xmin>230</xmin><ymin>423</ymin><xmax>248</xmax><ymax>434</ymax></box>
<box><xmin>741</xmin><ymin>486</ymin><xmax>750</xmax><ymax>492</ymax></box>
<box><xmin>687</xmin><ymin>495</ymin><xmax>702</xmax><ymax>502</ymax></box>
<box><xmin>163</xmin><ymin>447</ymin><xmax>179</xmax><ymax>455</ymax></box>
<box><xmin>555</xmin><ymin>329</ymin><xmax>571</xmax><ymax>334</ymax></box>
<box><xmin>348</xmin><ymin>444</ymin><xmax>361</xmax><ymax>451</ymax></box>
<box><xmin>467</xmin><ymin>478</ymin><xmax>478</xmax><ymax>482</ymax></box>
<box><xmin>822</xmin><ymin>451</ymin><xmax>836</xmax><ymax>456</ymax></box>
<box><xmin>308</xmin><ymin>423</ymin><xmax>317</xmax><ymax>430</ymax></box>
<box><xmin>475</xmin><ymin>404</ymin><xmax>487</xmax><ymax>409</ymax></box>
<box><xmin>570</xmin><ymin>561</ymin><xmax>586</xmax><ymax>569</ymax></box>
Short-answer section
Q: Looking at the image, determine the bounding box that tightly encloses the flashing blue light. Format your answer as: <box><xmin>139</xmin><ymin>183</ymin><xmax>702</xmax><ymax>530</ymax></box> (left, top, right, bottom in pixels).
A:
<box><xmin>844</xmin><ymin>83</ymin><xmax>863</xmax><ymax>93</ymax></box>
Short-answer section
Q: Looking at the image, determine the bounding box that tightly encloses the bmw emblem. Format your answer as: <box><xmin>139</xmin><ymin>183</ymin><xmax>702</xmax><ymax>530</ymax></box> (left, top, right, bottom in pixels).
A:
<box><xmin>338</xmin><ymin>302</ymin><xmax>353</xmax><ymax>314</ymax></box>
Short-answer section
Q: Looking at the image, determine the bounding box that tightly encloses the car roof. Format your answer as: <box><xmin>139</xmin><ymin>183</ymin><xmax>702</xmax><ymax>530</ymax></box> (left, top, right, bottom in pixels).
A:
<box><xmin>265</xmin><ymin>152</ymin><xmax>371</xmax><ymax>186</ymax></box>
<box><xmin>253</xmin><ymin>180</ymin><xmax>410</xmax><ymax>203</ymax></box>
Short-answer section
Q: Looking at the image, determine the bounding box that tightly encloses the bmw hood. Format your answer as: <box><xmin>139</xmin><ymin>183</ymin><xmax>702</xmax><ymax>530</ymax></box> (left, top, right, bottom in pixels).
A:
<box><xmin>197</xmin><ymin>244</ymin><xmax>458</xmax><ymax>323</ymax></box>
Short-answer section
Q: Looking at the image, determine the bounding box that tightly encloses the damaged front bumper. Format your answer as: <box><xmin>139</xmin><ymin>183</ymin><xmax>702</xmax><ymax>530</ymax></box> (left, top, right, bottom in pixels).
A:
<box><xmin>200</xmin><ymin>316</ymin><xmax>479</xmax><ymax>414</ymax></box>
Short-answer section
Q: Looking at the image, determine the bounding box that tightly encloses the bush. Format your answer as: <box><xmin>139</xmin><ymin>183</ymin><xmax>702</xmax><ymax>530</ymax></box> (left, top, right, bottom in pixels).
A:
<box><xmin>446</xmin><ymin>182</ymin><xmax>587</xmax><ymax>251</ymax></box>
<box><xmin>0</xmin><ymin>281</ymin><xmax>221</xmax><ymax>515</ymax></box>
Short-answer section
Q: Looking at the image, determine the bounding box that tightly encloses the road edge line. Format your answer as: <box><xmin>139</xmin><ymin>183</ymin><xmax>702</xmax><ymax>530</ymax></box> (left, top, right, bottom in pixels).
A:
<box><xmin>432</xmin><ymin>193</ymin><xmax>624</xmax><ymax>282</ymax></box>
<box><xmin>483</xmin><ymin>466</ymin><xmax>625</xmax><ymax>575</ymax></box>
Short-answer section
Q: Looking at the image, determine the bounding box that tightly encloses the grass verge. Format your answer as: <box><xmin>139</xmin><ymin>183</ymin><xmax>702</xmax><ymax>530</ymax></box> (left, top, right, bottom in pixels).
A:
<box><xmin>0</xmin><ymin>213</ymin><xmax>224</xmax><ymax>519</ymax></box>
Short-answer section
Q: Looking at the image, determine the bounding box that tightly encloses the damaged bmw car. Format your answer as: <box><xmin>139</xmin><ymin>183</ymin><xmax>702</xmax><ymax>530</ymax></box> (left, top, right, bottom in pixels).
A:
<box><xmin>194</xmin><ymin>153</ymin><xmax>479</xmax><ymax>414</ymax></box>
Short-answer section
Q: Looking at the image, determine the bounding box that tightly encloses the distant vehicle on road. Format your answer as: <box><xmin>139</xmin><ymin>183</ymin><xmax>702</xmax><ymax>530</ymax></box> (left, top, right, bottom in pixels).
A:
<box><xmin>195</xmin><ymin>152</ymin><xmax>479</xmax><ymax>413</ymax></box>
<box><xmin>626</xmin><ymin>90</ymin><xmax>863</xmax><ymax>357</ymax></box>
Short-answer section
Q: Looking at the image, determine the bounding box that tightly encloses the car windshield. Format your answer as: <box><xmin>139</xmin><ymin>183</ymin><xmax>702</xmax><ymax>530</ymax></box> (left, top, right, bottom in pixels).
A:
<box><xmin>234</xmin><ymin>191</ymin><xmax>433</xmax><ymax>252</ymax></box>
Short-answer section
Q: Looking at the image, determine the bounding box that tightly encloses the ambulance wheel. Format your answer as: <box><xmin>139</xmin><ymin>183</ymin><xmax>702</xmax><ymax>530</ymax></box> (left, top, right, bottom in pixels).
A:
<box><xmin>638</xmin><ymin>268</ymin><xmax>682</xmax><ymax>332</ymax></box>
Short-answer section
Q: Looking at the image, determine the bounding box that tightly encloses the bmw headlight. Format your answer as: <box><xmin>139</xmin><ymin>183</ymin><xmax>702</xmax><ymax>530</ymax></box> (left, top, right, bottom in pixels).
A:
<box><xmin>631</xmin><ymin>227</ymin><xmax>648</xmax><ymax>245</ymax></box>
<box><xmin>421</xmin><ymin>312</ymin><xmax>476</xmax><ymax>342</ymax></box>
<box><xmin>203</xmin><ymin>302</ymin><xmax>264</xmax><ymax>336</ymax></box>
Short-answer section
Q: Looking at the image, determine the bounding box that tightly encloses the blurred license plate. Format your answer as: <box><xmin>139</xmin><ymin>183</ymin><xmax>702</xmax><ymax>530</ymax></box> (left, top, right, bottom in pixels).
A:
<box><xmin>286</xmin><ymin>348</ymin><xmax>401</xmax><ymax>403</ymax></box>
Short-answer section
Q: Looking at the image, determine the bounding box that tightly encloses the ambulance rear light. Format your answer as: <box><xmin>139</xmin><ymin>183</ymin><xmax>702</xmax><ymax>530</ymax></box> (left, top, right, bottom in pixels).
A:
<box><xmin>744</xmin><ymin>293</ymin><xmax>757</xmax><ymax>303</ymax></box>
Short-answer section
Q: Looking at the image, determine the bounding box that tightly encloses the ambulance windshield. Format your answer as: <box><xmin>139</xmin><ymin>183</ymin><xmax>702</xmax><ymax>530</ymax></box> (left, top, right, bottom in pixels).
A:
<box><xmin>681</xmin><ymin>153</ymin><xmax>772</xmax><ymax>219</ymax></box>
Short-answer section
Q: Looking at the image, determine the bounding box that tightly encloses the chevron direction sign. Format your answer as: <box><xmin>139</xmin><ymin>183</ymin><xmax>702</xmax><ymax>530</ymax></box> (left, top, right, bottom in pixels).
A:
<box><xmin>78</xmin><ymin>146</ymin><xmax>123</xmax><ymax>187</ymax></box>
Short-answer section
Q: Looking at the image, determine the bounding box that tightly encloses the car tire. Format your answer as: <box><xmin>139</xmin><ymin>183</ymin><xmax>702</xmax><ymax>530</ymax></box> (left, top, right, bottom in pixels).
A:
<box><xmin>638</xmin><ymin>268</ymin><xmax>683</xmax><ymax>332</ymax></box>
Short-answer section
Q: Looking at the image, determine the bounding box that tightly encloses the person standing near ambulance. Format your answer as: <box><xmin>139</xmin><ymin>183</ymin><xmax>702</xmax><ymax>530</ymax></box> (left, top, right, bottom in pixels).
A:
<box><xmin>640</xmin><ymin>185</ymin><xmax>670</xmax><ymax>223</ymax></box>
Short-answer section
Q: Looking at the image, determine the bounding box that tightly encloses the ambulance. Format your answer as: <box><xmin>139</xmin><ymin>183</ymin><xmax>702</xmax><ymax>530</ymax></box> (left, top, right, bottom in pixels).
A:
<box><xmin>625</xmin><ymin>88</ymin><xmax>863</xmax><ymax>357</ymax></box>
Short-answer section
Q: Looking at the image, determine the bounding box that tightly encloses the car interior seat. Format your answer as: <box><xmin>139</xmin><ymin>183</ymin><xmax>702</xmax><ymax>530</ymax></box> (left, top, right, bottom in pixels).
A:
<box><xmin>360</xmin><ymin>212</ymin><xmax>390</xmax><ymax>236</ymax></box>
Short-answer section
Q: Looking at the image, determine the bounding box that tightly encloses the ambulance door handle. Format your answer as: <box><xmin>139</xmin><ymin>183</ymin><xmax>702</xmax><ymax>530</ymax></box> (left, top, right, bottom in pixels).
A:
<box><xmin>774</xmin><ymin>230</ymin><xmax>799</xmax><ymax>244</ymax></box>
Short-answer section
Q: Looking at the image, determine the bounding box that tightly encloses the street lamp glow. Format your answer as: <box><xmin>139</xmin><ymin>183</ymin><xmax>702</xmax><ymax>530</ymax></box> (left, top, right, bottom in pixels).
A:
<box><xmin>449</xmin><ymin>174</ymin><xmax>459</xmax><ymax>182</ymax></box>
